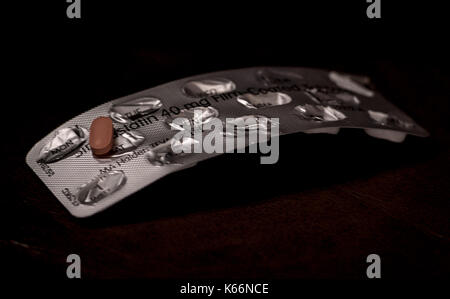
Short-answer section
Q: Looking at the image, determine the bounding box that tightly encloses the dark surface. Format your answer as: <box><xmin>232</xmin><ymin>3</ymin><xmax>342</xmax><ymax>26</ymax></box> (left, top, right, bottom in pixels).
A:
<box><xmin>2</xmin><ymin>1</ymin><xmax>450</xmax><ymax>282</ymax></box>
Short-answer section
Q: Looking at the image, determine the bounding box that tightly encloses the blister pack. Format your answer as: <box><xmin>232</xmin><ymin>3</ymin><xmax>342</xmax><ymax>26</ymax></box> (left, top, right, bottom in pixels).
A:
<box><xmin>26</xmin><ymin>67</ymin><xmax>428</xmax><ymax>217</ymax></box>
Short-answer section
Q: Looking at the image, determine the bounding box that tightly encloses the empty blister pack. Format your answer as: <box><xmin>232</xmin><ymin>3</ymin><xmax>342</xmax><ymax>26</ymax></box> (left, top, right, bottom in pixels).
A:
<box><xmin>26</xmin><ymin>67</ymin><xmax>428</xmax><ymax>217</ymax></box>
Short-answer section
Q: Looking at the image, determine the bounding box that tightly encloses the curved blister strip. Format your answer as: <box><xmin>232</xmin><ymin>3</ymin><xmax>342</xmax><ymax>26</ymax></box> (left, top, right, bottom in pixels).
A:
<box><xmin>25</xmin><ymin>67</ymin><xmax>428</xmax><ymax>217</ymax></box>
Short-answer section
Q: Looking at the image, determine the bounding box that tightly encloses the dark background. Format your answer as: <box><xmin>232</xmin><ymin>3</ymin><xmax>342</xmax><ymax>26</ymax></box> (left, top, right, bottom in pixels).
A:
<box><xmin>2</xmin><ymin>0</ymin><xmax>449</xmax><ymax>290</ymax></box>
